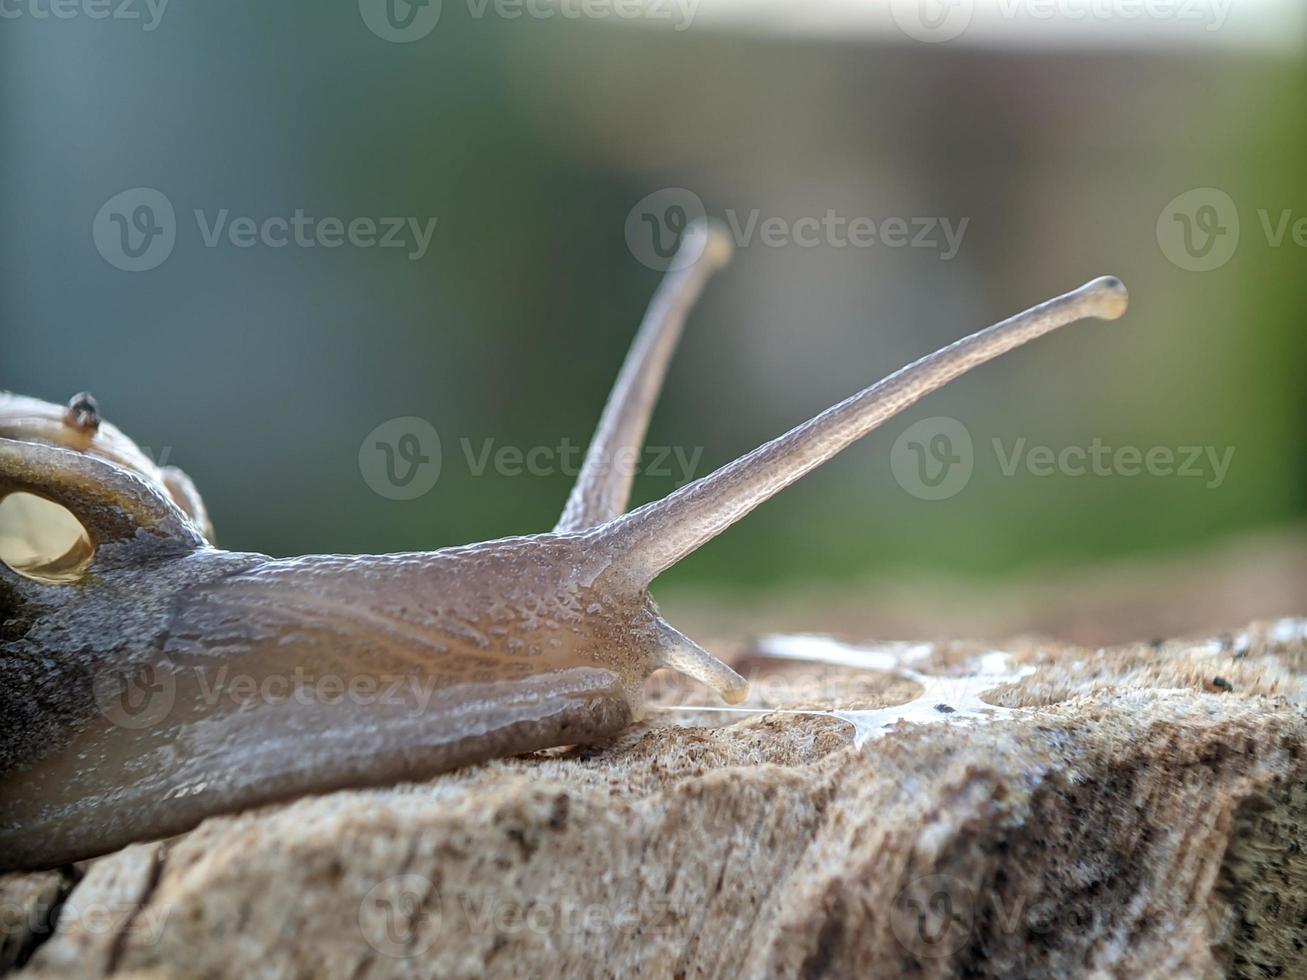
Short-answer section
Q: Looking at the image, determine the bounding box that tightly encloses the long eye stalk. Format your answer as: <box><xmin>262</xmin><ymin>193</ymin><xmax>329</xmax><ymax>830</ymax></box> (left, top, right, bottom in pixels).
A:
<box><xmin>556</xmin><ymin>222</ymin><xmax>733</xmax><ymax>533</ymax></box>
<box><xmin>602</xmin><ymin>276</ymin><xmax>1129</xmax><ymax>584</ymax></box>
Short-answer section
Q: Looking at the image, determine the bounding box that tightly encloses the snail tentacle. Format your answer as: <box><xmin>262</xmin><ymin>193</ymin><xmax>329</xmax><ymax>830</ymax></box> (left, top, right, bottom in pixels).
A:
<box><xmin>652</xmin><ymin>617</ymin><xmax>749</xmax><ymax>704</ymax></box>
<box><xmin>0</xmin><ymin>270</ymin><xmax>1132</xmax><ymax>871</ymax></box>
<box><xmin>601</xmin><ymin>277</ymin><xmax>1130</xmax><ymax>583</ymax></box>
<box><xmin>555</xmin><ymin>221</ymin><xmax>733</xmax><ymax>533</ymax></box>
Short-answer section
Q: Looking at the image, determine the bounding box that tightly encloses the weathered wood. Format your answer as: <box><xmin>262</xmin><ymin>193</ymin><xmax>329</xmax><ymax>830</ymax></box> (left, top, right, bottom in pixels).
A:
<box><xmin>4</xmin><ymin>607</ymin><xmax>1303</xmax><ymax>979</ymax></box>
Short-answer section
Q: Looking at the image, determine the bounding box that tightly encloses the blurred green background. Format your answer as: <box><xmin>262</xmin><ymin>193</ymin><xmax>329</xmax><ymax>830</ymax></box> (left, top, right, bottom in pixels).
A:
<box><xmin>2</xmin><ymin>1</ymin><xmax>1305</xmax><ymax>600</ymax></box>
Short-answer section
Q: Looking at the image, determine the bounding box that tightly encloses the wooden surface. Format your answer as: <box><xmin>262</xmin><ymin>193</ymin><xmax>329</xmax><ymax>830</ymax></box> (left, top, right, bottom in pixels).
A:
<box><xmin>3</xmin><ymin>533</ymin><xmax>1305</xmax><ymax>979</ymax></box>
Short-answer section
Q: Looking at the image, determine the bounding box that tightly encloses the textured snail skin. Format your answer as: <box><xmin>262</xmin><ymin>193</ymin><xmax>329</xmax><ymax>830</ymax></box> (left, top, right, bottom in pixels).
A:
<box><xmin>1</xmin><ymin>517</ymin><xmax>650</xmax><ymax>870</ymax></box>
<box><xmin>1</xmin><ymin>224</ymin><xmax>741</xmax><ymax>872</ymax></box>
<box><xmin>0</xmin><ymin>224</ymin><xmax>1126</xmax><ymax>869</ymax></box>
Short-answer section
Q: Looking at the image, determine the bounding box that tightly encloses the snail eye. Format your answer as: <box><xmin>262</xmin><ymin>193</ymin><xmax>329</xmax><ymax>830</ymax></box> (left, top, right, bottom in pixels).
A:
<box><xmin>0</xmin><ymin>492</ymin><xmax>95</xmax><ymax>584</ymax></box>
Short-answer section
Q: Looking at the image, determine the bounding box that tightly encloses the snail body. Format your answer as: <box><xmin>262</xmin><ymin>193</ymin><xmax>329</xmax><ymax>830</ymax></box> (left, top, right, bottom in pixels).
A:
<box><xmin>0</xmin><ymin>224</ymin><xmax>1128</xmax><ymax>869</ymax></box>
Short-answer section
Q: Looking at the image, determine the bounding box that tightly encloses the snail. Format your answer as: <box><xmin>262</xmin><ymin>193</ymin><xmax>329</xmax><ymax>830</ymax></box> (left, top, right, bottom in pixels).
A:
<box><xmin>0</xmin><ymin>222</ymin><xmax>1128</xmax><ymax>870</ymax></box>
